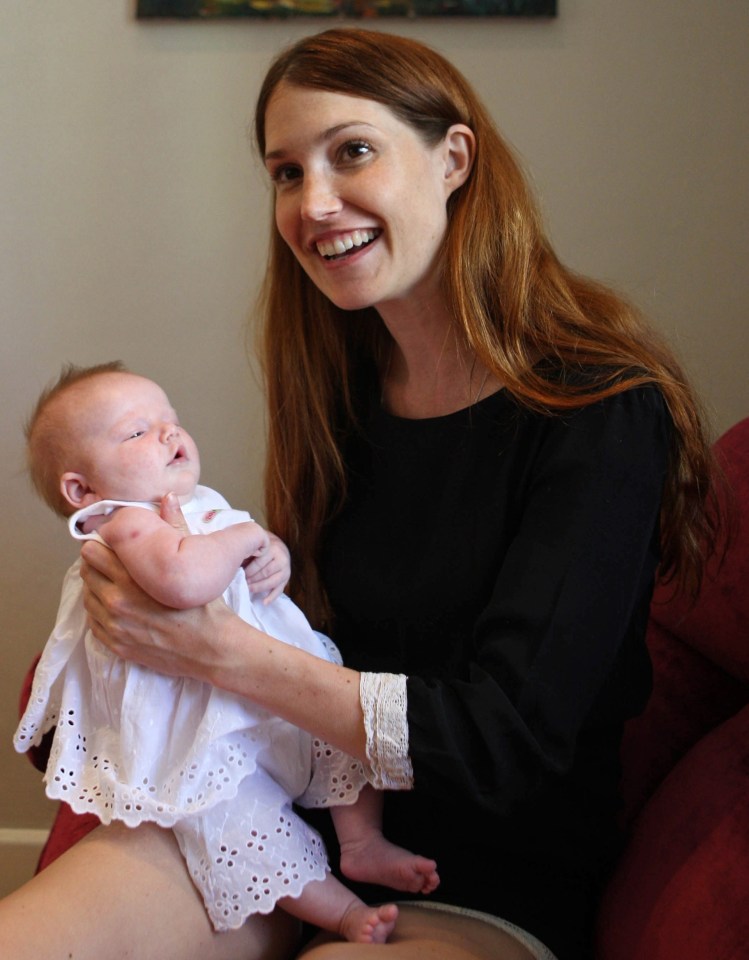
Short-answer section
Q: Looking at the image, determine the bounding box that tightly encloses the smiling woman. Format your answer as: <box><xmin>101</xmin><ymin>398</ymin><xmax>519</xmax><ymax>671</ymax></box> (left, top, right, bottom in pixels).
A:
<box><xmin>251</xmin><ymin>30</ymin><xmax>719</xmax><ymax>959</ymax></box>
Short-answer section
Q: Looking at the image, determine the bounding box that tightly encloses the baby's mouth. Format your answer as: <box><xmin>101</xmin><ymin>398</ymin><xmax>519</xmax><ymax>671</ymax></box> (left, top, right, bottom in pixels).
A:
<box><xmin>316</xmin><ymin>228</ymin><xmax>379</xmax><ymax>261</ymax></box>
<box><xmin>169</xmin><ymin>445</ymin><xmax>187</xmax><ymax>465</ymax></box>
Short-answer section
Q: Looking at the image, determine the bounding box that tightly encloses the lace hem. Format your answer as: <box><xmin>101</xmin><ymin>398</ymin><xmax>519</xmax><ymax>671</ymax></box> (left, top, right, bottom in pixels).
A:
<box><xmin>296</xmin><ymin>737</ymin><xmax>368</xmax><ymax>809</ymax></box>
<box><xmin>174</xmin><ymin>772</ymin><xmax>330</xmax><ymax>931</ymax></box>
<box><xmin>360</xmin><ymin>672</ymin><xmax>413</xmax><ymax>791</ymax></box>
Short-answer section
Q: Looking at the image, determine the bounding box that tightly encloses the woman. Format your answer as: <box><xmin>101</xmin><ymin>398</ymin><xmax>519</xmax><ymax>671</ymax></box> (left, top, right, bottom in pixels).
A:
<box><xmin>2</xmin><ymin>27</ymin><xmax>718</xmax><ymax>960</ymax></box>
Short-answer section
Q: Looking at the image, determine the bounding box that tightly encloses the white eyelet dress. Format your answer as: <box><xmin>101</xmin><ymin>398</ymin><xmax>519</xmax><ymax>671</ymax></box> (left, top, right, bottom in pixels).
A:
<box><xmin>14</xmin><ymin>485</ymin><xmax>368</xmax><ymax>930</ymax></box>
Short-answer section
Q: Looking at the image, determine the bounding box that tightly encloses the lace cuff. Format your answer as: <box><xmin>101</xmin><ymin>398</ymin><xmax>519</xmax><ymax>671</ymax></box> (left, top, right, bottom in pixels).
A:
<box><xmin>360</xmin><ymin>672</ymin><xmax>414</xmax><ymax>791</ymax></box>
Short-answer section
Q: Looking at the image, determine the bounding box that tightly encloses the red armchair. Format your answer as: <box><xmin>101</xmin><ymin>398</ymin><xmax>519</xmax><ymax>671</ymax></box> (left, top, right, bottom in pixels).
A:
<box><xmin>18</xmin><ymin>419</ymin><xmax>749</xmax><ymax>959</ymax></box>
<box><xmin>596</xmin><ymin>416</ymin><xmax>749</xmax><ymax>960</ymax></box>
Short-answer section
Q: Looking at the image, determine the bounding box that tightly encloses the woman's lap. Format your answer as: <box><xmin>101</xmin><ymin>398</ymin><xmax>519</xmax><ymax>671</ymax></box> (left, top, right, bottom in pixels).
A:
<box><xmin>298</xmin><ymin>903</ymin><xmax>549</xmax><ymax>960</ymax></box>
<box><xmin>0</xmin><ymin>822</ymin><xmax>298</xmax><ymax>960</ymax></box>
<box><xmin>0</xmin><ymin>822</ymin><xmax>555</xmax><ymax>960</ymax></box>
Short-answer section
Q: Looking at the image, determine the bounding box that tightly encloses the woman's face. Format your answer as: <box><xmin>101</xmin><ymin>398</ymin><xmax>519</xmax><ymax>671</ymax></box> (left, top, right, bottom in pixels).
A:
<box><xmin>263</xmin><ymin>82</ymin><xmax>470</xmax><ymax>316</ymax></box>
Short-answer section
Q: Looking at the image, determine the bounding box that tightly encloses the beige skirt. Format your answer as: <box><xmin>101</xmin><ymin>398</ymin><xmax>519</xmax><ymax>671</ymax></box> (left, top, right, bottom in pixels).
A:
<box><xmin>398</xmin><ymin>901</ymin><xmax>558</xmax><ymax>960</ymax></box>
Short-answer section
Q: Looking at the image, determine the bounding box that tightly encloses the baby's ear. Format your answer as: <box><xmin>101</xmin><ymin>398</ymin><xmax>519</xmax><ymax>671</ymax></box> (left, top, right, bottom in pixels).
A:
<box><xmin>60</xmin><ymin>472</ymin><xmax>98</xmax><ymax>510</ymax></box>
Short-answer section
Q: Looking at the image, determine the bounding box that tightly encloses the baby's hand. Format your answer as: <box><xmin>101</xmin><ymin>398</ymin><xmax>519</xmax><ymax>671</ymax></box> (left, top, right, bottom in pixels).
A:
<box><xmin>244</xmin><ymin>532</ymin><xmax>290</xmax><ymax>605</ymax></box>
<box><xmin>243</xmin><ymin>520</ymin><xmax>272</xmax><ymax>558</ymax></box>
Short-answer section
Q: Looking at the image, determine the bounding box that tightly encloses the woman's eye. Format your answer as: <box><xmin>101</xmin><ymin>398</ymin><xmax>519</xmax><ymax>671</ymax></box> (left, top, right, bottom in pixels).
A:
<box><xmin>270</xmin><ymin>164</ymin><xmax>301</xmax><ymax>185</ymax></box>
<box><xmin>340</xmin><ymin>140</ymin><xmax>372</xmax><ymax>162</ymax></box>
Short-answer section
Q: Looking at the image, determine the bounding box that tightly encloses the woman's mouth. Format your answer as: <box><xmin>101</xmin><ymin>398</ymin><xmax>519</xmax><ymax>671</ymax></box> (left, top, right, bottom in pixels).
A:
<box><xmin>316</xmin><ymin>228</ymin><xmax>379</xmax><ymax>261</ymax></box>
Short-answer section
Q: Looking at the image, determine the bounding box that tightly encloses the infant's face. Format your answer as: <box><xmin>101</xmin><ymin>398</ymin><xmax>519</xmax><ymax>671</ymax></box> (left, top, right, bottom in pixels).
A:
<box><xmin>66</xmin><ymin>372</ymin><xmax>201</xmax><ymax>505</ymax></box>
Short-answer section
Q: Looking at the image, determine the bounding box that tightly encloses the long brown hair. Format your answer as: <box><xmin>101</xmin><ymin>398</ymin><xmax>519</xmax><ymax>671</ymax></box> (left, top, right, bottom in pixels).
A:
<box><xmin>254</xmin><ymin>28</ymin><xmax>719</xmax><ymax>627</ymax></box>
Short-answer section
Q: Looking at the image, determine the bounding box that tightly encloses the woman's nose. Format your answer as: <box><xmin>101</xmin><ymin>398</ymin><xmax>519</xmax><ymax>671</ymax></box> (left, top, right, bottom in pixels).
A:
<box><xmin>300</xmin><ymin>174</ymin><xmax>341</xmax><ymax>222</ymax></box>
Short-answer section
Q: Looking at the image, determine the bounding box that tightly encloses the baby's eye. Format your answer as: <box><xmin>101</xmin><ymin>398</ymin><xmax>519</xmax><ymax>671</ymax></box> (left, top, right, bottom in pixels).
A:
<box><xmin>125</xmin><ymin>430</ymin><xmax>145</xmax><ymax>441</ymax></box>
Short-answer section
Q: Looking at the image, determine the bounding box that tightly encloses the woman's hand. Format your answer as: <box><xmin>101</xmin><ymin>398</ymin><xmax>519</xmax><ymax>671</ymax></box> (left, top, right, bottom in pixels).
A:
<box><xmin>81</xmin><ymin>493</ymin><xmax>367</xmax><ymax>759</ymax></box>
<box><xmin>79</xmin><ymin>492</ymin><xmax>236</xmax><ymax>682</ymax></box>
<box><xmin>80</xmin><ymin>538</ymin><xmax>232</xmax><ymax>681</ymax></box>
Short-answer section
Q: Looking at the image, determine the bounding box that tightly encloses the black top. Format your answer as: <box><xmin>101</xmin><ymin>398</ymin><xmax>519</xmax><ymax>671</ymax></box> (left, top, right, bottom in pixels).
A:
<box><xmin>316</xmin><ymin>383</ymin><xmax>670</xmax><ymax>959</ymax></box>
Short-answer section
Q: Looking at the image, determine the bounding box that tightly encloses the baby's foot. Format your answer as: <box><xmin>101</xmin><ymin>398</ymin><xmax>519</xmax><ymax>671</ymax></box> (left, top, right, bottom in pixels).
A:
<box><xmin>339</xmin><ymin>901</ymin><xmax>399</xmax><ymax>944</ymax></box>
<box><xmin>340</xmin><ymin>835</ymin><xmax>440</xmax><ymax>895</ymax></box>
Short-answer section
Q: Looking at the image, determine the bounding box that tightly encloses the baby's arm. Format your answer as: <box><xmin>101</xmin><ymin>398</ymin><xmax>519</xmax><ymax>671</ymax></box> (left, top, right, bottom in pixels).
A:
<box><xmin>95</xmin><ymin>506</ymin><xmax>270</xmax><ymax>609</ymax></box>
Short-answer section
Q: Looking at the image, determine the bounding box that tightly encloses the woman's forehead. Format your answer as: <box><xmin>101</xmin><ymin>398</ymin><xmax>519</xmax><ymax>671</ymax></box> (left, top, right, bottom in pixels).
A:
<box><xmin>264</xmin><ymin>85</ymin><xmax>402</xmax><ymax>153</ymax></box>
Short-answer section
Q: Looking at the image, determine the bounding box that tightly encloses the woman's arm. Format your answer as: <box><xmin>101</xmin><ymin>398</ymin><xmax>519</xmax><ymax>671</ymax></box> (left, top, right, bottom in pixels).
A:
<box><xmin>80</xmin><ymin>535</ymin><xmax>367</xmax><ymax>761</ymax></box>
<box><xmin>96</xmin><ymin>506</ymin><xmax>270</xmax><ymax>609</ymax></box>
<box><xmin>320</xmin><ymin>384</ymin><xmax>672</xmax><ymax>818</ymax></box>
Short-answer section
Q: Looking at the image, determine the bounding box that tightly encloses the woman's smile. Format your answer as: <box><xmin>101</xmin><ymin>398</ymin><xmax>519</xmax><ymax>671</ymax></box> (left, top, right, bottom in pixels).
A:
<box><xmin>315</xmin><ymin>227</ymin><xmax>380</xmax><ymax>261</ymax></box>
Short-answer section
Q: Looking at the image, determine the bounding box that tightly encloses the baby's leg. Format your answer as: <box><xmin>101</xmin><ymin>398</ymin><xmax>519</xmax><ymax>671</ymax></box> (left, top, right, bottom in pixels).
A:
<box><xmin>331</xmin><ymin>785</ymin><xmax>439</xmax><ymax>895</ymax></box>
<box><xmin>279</xmin><ymin>874</ymin><xmax>398</xmax><ymax>945</ymax></box>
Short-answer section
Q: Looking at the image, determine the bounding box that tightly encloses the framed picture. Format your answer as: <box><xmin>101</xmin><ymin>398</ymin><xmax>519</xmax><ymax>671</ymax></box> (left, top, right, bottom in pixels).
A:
<box><xmin>137</xmin><ymin>0</ymin><xmax>556</xmax><ymax>18</ymax></box>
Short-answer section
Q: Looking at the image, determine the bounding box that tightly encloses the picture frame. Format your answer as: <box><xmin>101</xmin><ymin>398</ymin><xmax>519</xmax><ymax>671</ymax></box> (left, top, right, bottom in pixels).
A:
<box><xmin>136</xmin><ymin>0</ymin><xmax>557</xmax><ymax>19</ymax></box>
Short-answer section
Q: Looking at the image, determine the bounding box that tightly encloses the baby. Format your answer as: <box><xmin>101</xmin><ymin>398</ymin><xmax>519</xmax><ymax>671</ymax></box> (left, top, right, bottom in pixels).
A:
<box><xmin>15</xmin><ymin>362</ymin><xmax>438</xmax><ymax>943</ymax></box>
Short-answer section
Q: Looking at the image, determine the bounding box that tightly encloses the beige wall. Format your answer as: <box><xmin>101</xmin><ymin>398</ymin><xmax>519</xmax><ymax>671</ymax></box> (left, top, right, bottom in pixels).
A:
<box><xmin>1</xmin><ymin>0</ymin><xmax>747</xmax><ymax>884</ymax></box>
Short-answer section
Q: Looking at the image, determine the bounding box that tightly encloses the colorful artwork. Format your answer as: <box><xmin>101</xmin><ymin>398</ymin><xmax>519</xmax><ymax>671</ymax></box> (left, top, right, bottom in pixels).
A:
<box><xmin>137</xmin><ymin>0</ymin><xmax>556</xmax><ymax>18</ymax></box>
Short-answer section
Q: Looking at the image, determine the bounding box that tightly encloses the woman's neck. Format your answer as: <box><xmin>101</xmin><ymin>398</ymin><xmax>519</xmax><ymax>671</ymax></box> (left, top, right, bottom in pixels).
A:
<box><xmin>378</xmin><ymin>309</ymin><xmax>501</xmax><ymax>419</ymax></box>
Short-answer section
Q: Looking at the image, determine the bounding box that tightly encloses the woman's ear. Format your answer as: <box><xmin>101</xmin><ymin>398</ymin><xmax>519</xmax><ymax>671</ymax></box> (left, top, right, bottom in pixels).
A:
<box><xmin>60</xmin><ymin>472</ymin><xmax>98</xmax><ymax>510</ymax></box>
<box><xmin>443</xmin><ymin>124</ymin><xmax>475</xmax><ymax>196</ymax></box>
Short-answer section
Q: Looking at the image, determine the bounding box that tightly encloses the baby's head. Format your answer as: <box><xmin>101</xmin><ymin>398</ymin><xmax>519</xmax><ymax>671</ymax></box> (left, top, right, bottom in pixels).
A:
<box><xmin>26</xmin><ymin>362</ymin><xmax>201</xmax><ymax>517</ymax></box>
